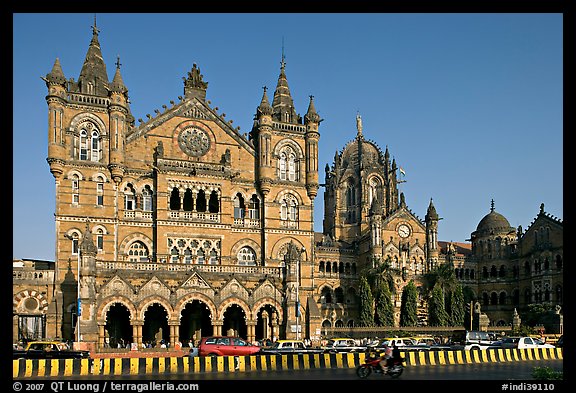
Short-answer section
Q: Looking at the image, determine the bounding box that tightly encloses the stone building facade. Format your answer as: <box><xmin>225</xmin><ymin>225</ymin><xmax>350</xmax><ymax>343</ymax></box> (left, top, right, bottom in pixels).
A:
<box><xmin>12</xmin><ymin>22</ymin><xmax>563</xmax><ymax>347</ymax></box>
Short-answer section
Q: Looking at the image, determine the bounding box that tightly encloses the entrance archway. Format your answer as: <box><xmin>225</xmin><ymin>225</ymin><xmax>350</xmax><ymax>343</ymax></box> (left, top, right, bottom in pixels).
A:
<box><xmin>143</xmin><ymin>303</ymin><xmax>169</xmax><ymax>346</ymax></box>
<box><xmin>255</xmin><ymin>304</ymin><xmax>278</xmax><ymax>341</ymax></box>
<box><xmin>105</xmin><ymin>303</ymin><xmax>132</xmax><ymax>348</ymax></box>
<box><xmin>179</xmin><ymin>300</ymin><xmax>212</xmax><ymax>345</ymax></box>
<box><xmin>222</xmin><ymin>304</ymin><xmax>248</xmax><ymax>339</ymax></box>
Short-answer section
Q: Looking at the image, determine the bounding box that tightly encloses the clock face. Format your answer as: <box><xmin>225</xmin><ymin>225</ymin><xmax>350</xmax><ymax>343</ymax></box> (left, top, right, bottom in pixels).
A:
<box><xmin>398</xmin><ymin>224</ymin><xmax>410</xmax><ymax>238</ymax></box>
<box><xmin>178</xmin><ymin>127</ymin><xmax>210</xmax><ymax>157</ymax></box>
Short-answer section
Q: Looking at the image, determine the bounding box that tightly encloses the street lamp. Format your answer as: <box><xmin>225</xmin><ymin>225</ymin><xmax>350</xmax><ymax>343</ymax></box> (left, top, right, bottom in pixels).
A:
<box><xmin>64</xmin><ymin>233</ymin><xmax>81</xmax><ymax>343</ymax></box>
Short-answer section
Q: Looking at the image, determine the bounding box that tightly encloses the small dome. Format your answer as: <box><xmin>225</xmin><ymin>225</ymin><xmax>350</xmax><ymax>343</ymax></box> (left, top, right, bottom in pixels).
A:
<box><xmin>476</xmin><ymin>210</ymin><xmax>512</xmax><ymax>233</ymax></box>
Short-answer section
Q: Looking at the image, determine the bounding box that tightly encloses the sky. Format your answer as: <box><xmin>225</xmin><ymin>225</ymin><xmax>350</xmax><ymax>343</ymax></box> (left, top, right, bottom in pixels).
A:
<box><xmin>12</xmin><ymin>12</ymin><xmax>563</xmax><ymax>261</ymax></box>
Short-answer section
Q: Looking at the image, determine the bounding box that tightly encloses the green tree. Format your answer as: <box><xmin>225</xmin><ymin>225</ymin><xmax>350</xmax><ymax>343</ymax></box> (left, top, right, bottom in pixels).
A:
<box><xmin>400</xmin><ymin>280</ymin><xmax>419</xmax><ymax>327</ymax></box>
<box><xmin>367</xmin><ymin>256</ymin><xmax>400</xmax><ymax>296</ymax></box>
<box><xmin>428</xmin><ymin>283</ymin><xmax>449</xmax><ymax>326</ymax></box>
<box><xmin>374</xmin><ymin>279</ymin><xmax>395</xmax><ymax>326</ymax></box>
<box><xmin>449</xmin><ymin>285</ymin><xmax>465</xmax><ymax>327</ymax></box>
<box><xmin>358</xmin><ymin>275</ymin><xmax>374</xmax><ymax>327</ymax></box>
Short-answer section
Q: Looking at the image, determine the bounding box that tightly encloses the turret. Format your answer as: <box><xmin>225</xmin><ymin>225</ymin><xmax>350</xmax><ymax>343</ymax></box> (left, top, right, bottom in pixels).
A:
<box><xmin>254</xmin><ymin>86</ymin><xmax>274</xmax><ymax>196</ymax></box>
<box><xmin>304</xmin><ymin>95</ymin><xmax>321</xmax><ymax>199</ymax></box>
<box><xmin>43</xmin><ymin>58</ymin><xmax>68</xmax><ymax>179</ymax></box>
<box><xmin>425</xmin><ymin>198</ymin><xmax>440</xmax><ymax>270</ymax></box>
<box><xmin>108</xmin><ymin>57</ymin><xmax>128</xmax><ymax>184</ymax></box>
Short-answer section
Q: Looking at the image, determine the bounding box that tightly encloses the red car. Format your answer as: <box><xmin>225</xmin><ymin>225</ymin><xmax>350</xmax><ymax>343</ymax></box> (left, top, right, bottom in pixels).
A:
<box><xmin>198</xmin><ymin>336</ymin><xmax>261</xmax><ymax>357</ymax></box>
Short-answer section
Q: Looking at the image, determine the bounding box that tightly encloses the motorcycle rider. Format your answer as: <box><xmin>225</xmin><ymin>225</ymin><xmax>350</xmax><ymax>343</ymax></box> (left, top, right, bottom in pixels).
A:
<box><xmin>378</xmin><ymin>345</ymin><xmax>393</xmax><ymax>372</ymax></box>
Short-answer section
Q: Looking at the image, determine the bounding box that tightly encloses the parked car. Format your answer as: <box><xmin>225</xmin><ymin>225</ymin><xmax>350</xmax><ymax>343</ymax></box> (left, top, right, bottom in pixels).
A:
<box><xmin>197</xmin><ymin>336</ymin><xmax>261</xmax><ymax>357</ymax></box>
<box><xmin>321</xmin><ymin>338</ymin><xmax>366</xmax><ymax>354</ymax></box>
<box><xmin>13</xmin><ymin>341</ymin><xmax>91</xmax><ymax>360</ymax></box>
<box><xmin>367</xmin><ymin>337</ymin><xmax>427</xmax><ymax>352</ymax></box>
<box><xmin>258</xmin><ymin>339</ymin><xmax>323</xmax><ymax>355</ymax></box>
<box><xmin>448</xmin><ymin>330</ymin><xmax>496</xmax><ymax>350</ymax></box>
<box><xmin>496</xmin><ymin>336</ymin><xmax>555</xmax><ymax>350</ymax></box>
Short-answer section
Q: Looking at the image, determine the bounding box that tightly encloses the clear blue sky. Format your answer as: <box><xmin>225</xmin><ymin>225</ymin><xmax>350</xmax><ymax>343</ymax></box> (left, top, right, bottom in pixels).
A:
<box><xmin>13</xmin><ymin>13</ymin><xmax>563</xmax><ymax>261</ymax></box>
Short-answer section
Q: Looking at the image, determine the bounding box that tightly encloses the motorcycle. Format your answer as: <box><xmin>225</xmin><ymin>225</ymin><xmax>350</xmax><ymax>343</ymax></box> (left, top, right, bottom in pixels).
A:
<box><xmin>356</xmin><ymin>352</ymin><xmax>405</xmax><ymax>378</ymax></box>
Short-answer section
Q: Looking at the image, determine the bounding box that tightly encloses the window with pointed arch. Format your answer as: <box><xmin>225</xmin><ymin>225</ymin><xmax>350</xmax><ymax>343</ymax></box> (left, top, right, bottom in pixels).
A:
<box><xmin>128</xmin><ymin>241</ymin><xmax>149</xmax><ymax>262</ymax></box>
<box><xmin>71</xmin><ymin>174</ymin><xmax>80</xmax><ymax>205</ymax></box>
<box><xmin>280</xmin><ymin>194</ymin><xmax>298</xmax><ymax>225</ymax></box>
<box><xmin>233</xmin><ymin>193</ymin><xmax>245</xmax><ymax>219</ymax></box>
<box><xmin>124</xmin><ymin>184</ymin><xmax>136</xmax><ymax>210</ymax></box>
<box><xmin>96</xmin><ymin>228</ymin><xmax>104</xmax><ymax>252</ymax></box>
<box><xmin>96</xmin><ymin>176</ymin><xmax>104</xmax><ymax>206</ymax></box>
<box><xmin>248</xmin><ymin>194</ymin><xmax>260</xmax><ymax>219</ymax></box>
<box><xmin>368</xmin><ymin>177</ymin><xmax>382</xmax><ymax>206</ymax></box>
<box><xmin>78</xmin><ymin>123</ymin><xmax>101</xmax><ymax>162</ymax></box>
<box><xmin>238</xmin><ymin>246</ymin><xmax>256</xmax><ymax>266</ymax></box>
<box><xmin>278</xmin><ymin>147</ymin><xmax>298</xmax><ymax>181</ymax></box>
<box><xmin>142</xmin><ymin>186</ymin><xmax>153</xmax><ymax>211</ymax></box>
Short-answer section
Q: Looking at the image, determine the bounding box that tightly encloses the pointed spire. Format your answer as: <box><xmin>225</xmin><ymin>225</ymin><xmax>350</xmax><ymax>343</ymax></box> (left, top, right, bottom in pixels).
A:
<box><xmin>305</xmin><ymin>95</ymin><xmax>320</xmax><ymax>123</ymax></box>
<box><xmin>110</xmin><ymin>55</ymin><xmax>127</xmax><ymax>94</ymax></box>
<box><xmin>183</xmin><ymin>63</ymin><xmax>208</xmax><ymax>100</ymax></box>
<box><xmin>426</xmin><ymin>198</ymin><xmax>439</xmax><ymax>220</ymax></box>
<box><xmin>272</xmin><ymin>52</ymin><xmax>299</xmax><ymax>124</ymax></box>
<box><xmin>45</xmin><ymin>58</ymin><xmax>67</xmax><ymax>85</ymax></box>
<box><xmin>257</xmin><ymin>86</ymin><xmax>273</xmax><ymax>116</ymax></box>
<box><xmin>78</xmin><ymin>17</ymin><xmax>109</xmax><ymax>96</ymax></box>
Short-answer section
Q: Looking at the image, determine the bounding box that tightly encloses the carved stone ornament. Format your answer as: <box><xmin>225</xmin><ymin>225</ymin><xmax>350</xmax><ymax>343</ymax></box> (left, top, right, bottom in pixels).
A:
<box><xmin>178</xmin><ymin>126</ymin><xmax>210</xmax><ymax>157</ymax></box>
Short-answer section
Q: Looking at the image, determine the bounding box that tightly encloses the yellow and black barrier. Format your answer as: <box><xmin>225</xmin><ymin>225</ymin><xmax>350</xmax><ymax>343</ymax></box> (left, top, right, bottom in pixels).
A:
<box><xmin>13</xmin><ymin>348</ymin><xmax>563</xmax><ymax>378</ymax></box>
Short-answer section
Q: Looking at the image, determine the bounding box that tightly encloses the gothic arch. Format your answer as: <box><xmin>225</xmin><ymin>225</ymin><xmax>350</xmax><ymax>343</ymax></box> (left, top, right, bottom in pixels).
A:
<box><xmin>273</xmin><ymin>138</ymin><xmax>304</xmax><ymax>159</ymax></box>
<box><xmin>229</xmin><ymin>239</ymin><xmax>262</xmax><ymax>263</ymax></box>
<box><xmin>216</xmin><ymin>298</ymin><xmax>251</xmax><ymax>322</ymax></box>
<box><xmin>174</xmin><ymin>293</ymin><xmax>217</xmax><ymax>322</ymax></box>
<box><xmin>119</xmin><ymin>233</ymin><xmax>154</xmax><ymax>256</ymax></box>
<box><xmin>70</xmin><ymin>112</ymin><xmax>108</xmax><ymax>136</ymax></box>
<box><xmin>274</xmin><ymin>189</ymin><xmax>305</xmax><ymax>205</ymax></box>
<box><xmin>251</xmin><ymin>298</ymin><xmax>284</xmax><ymax>321</ymax></box>
<box><xmin>97</xmin><ymin>295</ymin><xmax>137</xmax><ymax>321</ymax></box>
<box><xmin>91</xmin><ymin>172</ymin><xmax>110</xmax><ymax>183</ymax></box>
<box><xmin>65</xmin><ymin>169</ymin><xmax>85</xmax><ymax>181</ymax></box>
<box><xmin>138</xmin><ymin>296</ymin><xmax>174</xmax><ymax>321</ymax></box>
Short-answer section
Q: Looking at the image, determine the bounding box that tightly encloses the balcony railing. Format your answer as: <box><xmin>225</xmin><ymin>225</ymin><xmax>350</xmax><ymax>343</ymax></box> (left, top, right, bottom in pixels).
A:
<box><xmin>96</xmin><ymin>260</ymin><xmax>281</xmax><ymax>278</ymax></box>
<box><xmin>169</xmin><ymin>211</ymin><xmax>220</xmax><ymax>222</ymax></box>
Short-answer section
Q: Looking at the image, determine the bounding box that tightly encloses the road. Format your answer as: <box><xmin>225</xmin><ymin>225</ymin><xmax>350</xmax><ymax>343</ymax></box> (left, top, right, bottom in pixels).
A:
<box><xmin>56</xmin><ymin>359</ymin><xmax>563</xmax><ymax>381</ymax></box>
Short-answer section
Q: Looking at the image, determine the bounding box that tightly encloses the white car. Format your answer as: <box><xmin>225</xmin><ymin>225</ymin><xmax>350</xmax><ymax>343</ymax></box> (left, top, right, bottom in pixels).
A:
<box><xmin>499</xmin><ymin>336</ymin><xmax>555</xmax><ymax>349</ymax></box>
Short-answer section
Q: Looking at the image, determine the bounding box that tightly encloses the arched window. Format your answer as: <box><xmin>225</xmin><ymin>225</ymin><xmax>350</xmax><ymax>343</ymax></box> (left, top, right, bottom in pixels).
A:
<box><xmin>280</xmin><ymin>194</ymin><xmax>298</xmax><ymax>226</ymax></box>
<box><xmin>170</xmin><ymin>188</ymin><xmax>181</xmax><ymax>210</ymax></box>
<box><xmin>288</xmin><ymin>152</ymin><xmax>296</xmax><ymax>181</ymax></box>
<box><xmin>196</xmin><ymin>190</ymin><xmax>206</xmax><ymax>212</ymax></box>
<box><xmin>96</xmin><ymin>228</ymin><xmax>104</xmax><ymax>252</ymax></box>
<box><xmin>499</xmin><ymin>291</ymin><xmax>506</xmax><ymax>305</ymax></box>
<box><xmin>184</xmin><ymin>248</ymin><xmax>193</xmax><ymax>264</ymax></box>
<box><xmin>78</xmin><ymin>124</ymin><xmax>101</xmax><ymax>161</ymax></box>
<box><xmin>368</xmin><ymin>177</ymin><xmax>382</xmax><ymax>206</ymax></box>
<box><xmin>96</xmin><ymin>176</ymin><xmax>104</xmax><ymax>206</ymax></box>
<box><xmin>249</xmin><ymin>194</ymin><xmax>260</xmax><ymax>219</ymax></box>
<box><xmin>79</xmin><ymin>129</ymin><xmax>88</xmax><ymax>160</ymax></box>
<box><xmin>170</xmin><ymin>247</ymin><xmax>179</xmax><ymax>263</ymax></box>
<box><xmin>208</xmin><ymin>191</ymin><xmax>219</xmax><ymax>213</ymax></box>
<box><xmin>142</xmin><ymin>186</ymin><xmax>153</xmax><ymax>211</ymax></box>
<box><xmin>91</xmin><ymin>130</ymin><xmax>100</xmax><ymax>161</ymax></box>
<box><xmin>71</xmin><ymin>174</ymin><xmax>80</xmax><ymax>204</ymax></box>
<box><xmin>334</xmin><ymin>287</ymin><xmax>344</xmax><ymax>303</ymax></box>
<box><xmin>318</xmin><ymin>261</ymin><xmax>325</xmax><ymax>273</ymax></box>
<box><xmin>209</xmin><ymin>249</ymin><xmax>218</xmax><ymax>264</ymax></box>
<box><xmin>320</xmin><ymin>287</ymin><xmax>332</xmax><ymax>304</ymax></box>
<box><xmin>128</xmin><ymin>241</ymin><xmax>149</xmax><ymax>262</ymax></box>
<box><xmin>234</xmin><ymin>193</ymin><xmax>245</xmax><ymax>219</ymax></box>
<box><xmin>238</xmin><ymin>247</ymin><xmax>256</xmax><ymax>266</ymax></box>
<box><xmin>183</xmin><ymin>189</ymin><xmax>193</xmax><ymax>211</ymax></box>
<box><xmin>196</xmin><ymin>248</ymin><xmax>205</xmax><ymax>264</ymax></box>
<box><xmin>124</xmin><ymin>184</ymin><xmax>136</xmax><ymax>210</ymax></box>
<box><xmin>278</xmin><ymin>146</ymin><xmax>299</xmax><ymax>181</ymax></box>
<box><xmin>279</xmin><ymin>152</ymin><xmax>287</xmax><ymax>180</ymax></box>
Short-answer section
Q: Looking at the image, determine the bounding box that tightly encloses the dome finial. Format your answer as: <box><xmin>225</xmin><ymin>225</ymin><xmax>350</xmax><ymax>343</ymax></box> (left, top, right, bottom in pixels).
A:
<box><xmin>490</xmin><ymin>199</ymin><xmax>495</xmax><ymax>212</ymax></box>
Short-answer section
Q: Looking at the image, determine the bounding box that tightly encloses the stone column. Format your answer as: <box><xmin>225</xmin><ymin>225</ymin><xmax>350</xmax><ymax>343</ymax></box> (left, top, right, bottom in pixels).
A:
<box><xmin>212</xmin><ymin>320</ymin><xmax>223</xmax><ymax>336</ymax></box>
<box><xmin>169</xmin><ymin>323</ymin><xmax>179</xmax><ymax>348</ymax></box>
<box><xmin>246</xmin><ymin>320</ymin><xmax>257</xmax><ymax>343</ymax></box>
<box><xmin>97</xmin><ymin>323</ymin><xmax>106</xmax><ymax>349</ymax></box>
